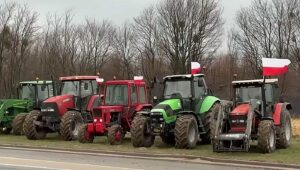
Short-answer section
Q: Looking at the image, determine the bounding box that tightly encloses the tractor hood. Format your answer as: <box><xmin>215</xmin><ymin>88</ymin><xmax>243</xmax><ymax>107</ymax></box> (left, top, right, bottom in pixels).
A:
<box><xmin>41</xmin><ymin>94</ymin><xmax>75</xmax><ymax>117</ymax></box>
<box><xmin>231</xmin><ymin>104</ymin><xmax>249</xmax><ymax>116</ymax></box>
<box><xmin>150</xmin><ymin>99</ymin><xmax>182</xmax><ymax>123</ymax></box>
<box><xmin>96</xmin><ymin>105</ymin><xmax>124</xmax><ymax>113</ymax></box>
<box><xmin>0</xmin><ymin>99</ymin><xmax>30</xmax><ymax>110</ymax></box>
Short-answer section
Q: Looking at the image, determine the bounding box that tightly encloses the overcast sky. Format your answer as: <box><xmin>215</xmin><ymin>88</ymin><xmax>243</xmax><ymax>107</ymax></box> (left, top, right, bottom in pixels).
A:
<box><xmin>4</xmin><ymin>0</ymin><xmax>252</xmax><ymax>52</ymax></box>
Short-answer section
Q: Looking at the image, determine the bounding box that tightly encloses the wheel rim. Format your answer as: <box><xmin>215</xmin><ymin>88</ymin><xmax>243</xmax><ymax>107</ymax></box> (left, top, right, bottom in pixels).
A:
<box><xmin>188</xmin><ymin>124</ymin><xmax>196</xmax><ymax>144</ymax></box>
<box><xmin>285</xmin><ymin>121</ymin><xmax>291</xmax><ymax>142</ymax></box>
<box><xmin>73</xmin><ymin>122</ymin><xmax>81</xmax><ymax>137</ymax></box>
<box><xmin>269</xmin><ymin>129</ymin><xmax>275</xmax><ymax>149</ymax></box>
<box><xmin>115</xmin><ymin>129</ymin><xmax>122</xmax><ymax>142</ymax></box>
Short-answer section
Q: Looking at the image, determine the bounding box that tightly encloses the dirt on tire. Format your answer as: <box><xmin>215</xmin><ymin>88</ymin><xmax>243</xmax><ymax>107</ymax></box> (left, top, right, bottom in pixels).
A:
<box><xmin>276</xmin><ymin>110</ymin><xmax>292</xmax><ymax>148</ymax></box>
<box><xmin>108</xmin><ymin>124</ymin><xmax>123</xmax><ymax>145</ymax></box>
<box><xmin>258</xmin><ymin>120</ymin><xmax>276</xmax><ymax>153</ymax></box>
<box><xmin>202</xmin><ymin>102</ymin><xmax>220</xmax><ymax>144</ymax></box>
<box><xmin>60</xmin><ymin>110</ymin><xmax>83</xmax><ymax>141</ymax></box>
<box><xmin>78</xmin><ymin>124</ymin><xmax>94</xmax><ymax>143</ymax></box>
<box><xmin>23</xmin><ymin>110</ymin><xmax>46</xmax><ymax>140</ymax></box>
<box><xmin>131</xmin><ymin>116</ymin><xmax>154</xmax><ymax>147</ymax></box>
<box><xmin>12</xmin><ymin>113</ymin><xmax>28</xmax><ymax>135</ymax></box>
<box><xmin>175</xmin><ymin>114</ymin><xmax>198</xmax><ymax>149</ymax></box>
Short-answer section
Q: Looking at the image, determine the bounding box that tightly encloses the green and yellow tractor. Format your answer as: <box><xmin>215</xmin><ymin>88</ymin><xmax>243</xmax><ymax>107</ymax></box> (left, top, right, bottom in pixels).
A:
<box><xmin>0</xmin><ymin>80</ymin><xmax>55</xmax><ymax>135</ymax></box>
<box><xmin>131</xmin><ymin>74</ymin><xmax>220</xmax><ymax>149</ymax></box>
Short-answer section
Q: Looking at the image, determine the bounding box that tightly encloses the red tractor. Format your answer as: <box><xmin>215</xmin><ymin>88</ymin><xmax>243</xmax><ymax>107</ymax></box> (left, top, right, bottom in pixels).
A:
<box><xmin>78</xmin><ymin>77</ymin><xmax>152</xmax><ymax>145</ymax></box>
<box><xmin>23</xmin><ymin>76</ymin><xmax>103</xmax><ymax>141</ymax></box>
<box><xmin>212</xmin><ymin>79</ymin><xmax>292</xmax><ymax>153</ymax></box>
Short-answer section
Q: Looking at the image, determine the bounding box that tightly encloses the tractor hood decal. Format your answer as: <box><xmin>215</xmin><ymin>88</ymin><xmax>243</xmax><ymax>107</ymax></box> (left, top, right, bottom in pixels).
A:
<box><xmin>151</xmin><ymin>99</ymin><xmax>182</xmax><ymax>123</ymax></box>
<box><xmin>231</xmin><ymin>104</ymin><xmax>249</xmax><ymax>116</ymax></box>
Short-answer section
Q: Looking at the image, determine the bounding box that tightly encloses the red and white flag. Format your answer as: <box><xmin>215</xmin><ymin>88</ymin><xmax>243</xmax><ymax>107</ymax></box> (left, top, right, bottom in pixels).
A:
<box><xmin>262</xmin><ymin>58</ymin><xmax>291</xmax><ymax>76</ymax></box>
<box><xmin>191</xmin><ymin>62</ymin><xmax>201</xmax><ymax>74</ymax></box>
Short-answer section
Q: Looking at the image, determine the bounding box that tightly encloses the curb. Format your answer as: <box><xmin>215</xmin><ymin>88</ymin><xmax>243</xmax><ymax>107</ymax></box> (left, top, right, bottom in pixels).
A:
<box><xmin>0</xmin><ymin>144</ymin><xmax>299</xmax><ymax>170</ymax></box>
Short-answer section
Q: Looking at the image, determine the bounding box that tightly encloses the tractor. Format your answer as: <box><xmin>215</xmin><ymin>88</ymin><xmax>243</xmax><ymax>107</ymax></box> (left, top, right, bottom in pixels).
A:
<box><xmin>130</xmin><ymin>74</ymin><xmax>220</xmax><ymax>149</ymax></box>
<box><xmin>212</xmin><ymin>79</ymin><xmax>292</xmax><ymax>153</ymax></box>
<box><xmin>23</xmin><ymin>76</ymin><xmax>102</xmax><ymax>141</ymax></box>
<box><xmin>0</xmin><ymin>80</ymin><xmax>54</xmax><ymax>135</ymax></box>
<box><xmin>78</xmin><ymin>77</ymin><xmax>152</xmax><ymax>145</ymax></box>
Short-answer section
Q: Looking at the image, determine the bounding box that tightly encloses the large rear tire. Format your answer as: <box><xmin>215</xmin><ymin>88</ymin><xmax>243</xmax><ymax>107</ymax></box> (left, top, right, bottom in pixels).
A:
<box><xmin>12</xmin><ymin>113</ymin><xmax>28</xmax><ymax>135</ymax></box>
<box><xmin>108</xmin><ymin>124</ymin><xmax>123</xmax><ymax>145</ymax></box>
<box><xmin>78</xmin><ymin>124</ymin><xmax>94</xmax><ymax>143</ymax></box>
<box><xmin>175</xmin><ymin>115</ymin><xmax>198</xmax><ymax>149</ymax></box>
<box><xmin>131</xmin><ymin>116</ymin><xmax>154</xmax><ymax>147</ymax></box>
<box><xmin>60</xmin><ymin>110</ymin><xmax>83</xmax><ymax>141</ymax></box>
<box><xmin>201</xmin><ymin>103</ymin><xmax>220</xmax><ymax>144</ymax></box>
<box><xmin>276</xmin><ymin>110</ymin><xmax>292</xmax><ymax>148</ymax></box>
<box><xmin>258</xmin><ymin>120</ymin><xmax>276</xmax><ymax>153</ymax></box>
<box><xmin>23</xmin><ymin>110</ymin><xmax>47</xmax><ymax>140</ymax></box>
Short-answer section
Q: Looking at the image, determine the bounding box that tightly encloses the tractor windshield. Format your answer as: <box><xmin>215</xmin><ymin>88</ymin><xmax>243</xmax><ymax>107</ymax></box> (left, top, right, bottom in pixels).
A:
<box><xmin>164</xmin><ymin>80</ymin><xmax>191</xmax><ymax>99</ymax></box>
<box><xmin>21</xmin><ymin>84</ymin><xmax>36</xmax><ymax>100</ymax></box>
<box><xmin>61</xmin><ymin>81</ymin><xmax>80</xmax><ymax>96</ymax></box>
<box><xmin>37</xmin><ymin>84</ymin><xmax>53</xmax><ymax>101</ymax></box>
<box><xmin>104</xmin><ymin>85</ymin><xmax>128</xmax><ymax>105</ymax></box>
<box><xmin>236</xmin><ymin>86</ymin><xmax>262</xmax><ymax>103</ymax></box>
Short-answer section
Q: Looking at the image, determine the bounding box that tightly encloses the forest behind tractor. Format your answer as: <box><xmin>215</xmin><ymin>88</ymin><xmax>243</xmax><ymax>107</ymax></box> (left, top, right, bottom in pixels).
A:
<box><xmin>131</xmin><ymin>74</ymin><xmax>220</xmax><ymax>149</ymax></box>
<box><xmin>212</xmin><ymin>79</ymin><xmax>292</xmax><ymax>153</ymax></box>
<box><xmin>78</xmin><ymin>77</ymin><xmax>152</xmax><ymax>145</ymax></box>
<box><xmin>0</xmin><ymin>80</ymin><xmax>54</xmax><ymax>135</ymax></box>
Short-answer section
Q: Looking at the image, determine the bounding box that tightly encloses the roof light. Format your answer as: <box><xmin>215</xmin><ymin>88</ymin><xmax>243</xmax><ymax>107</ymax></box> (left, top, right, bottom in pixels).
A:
<box><xmin>96</xmin><ymin>78</ymin><xmax>104</xmax><ymax>83</ymax></box>
<box><xmin>134</xmin><ymin>76</ymin><xmax>143</xmax><ymax>81</ymax></box>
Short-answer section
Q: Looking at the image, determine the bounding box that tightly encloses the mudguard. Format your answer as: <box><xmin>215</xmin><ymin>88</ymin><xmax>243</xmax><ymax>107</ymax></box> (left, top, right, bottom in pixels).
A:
<box><xmin>200</xmin><ymin>96</ymin><xmax>220</xmax><ymax>114</ymax></box>
<box><xmin>135</xmin><ymin>104</ymin><xmax>152</xmax><ymax>112</ymax></box>
<box><xmin>273</xmin><ymin>102</ymin><xmax>292</xmax><ymax>126</ymax></box>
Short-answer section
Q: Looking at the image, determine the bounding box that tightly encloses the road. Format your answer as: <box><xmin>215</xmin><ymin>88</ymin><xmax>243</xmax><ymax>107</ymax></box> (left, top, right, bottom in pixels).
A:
<box><xmin>0</xmin><ymin>147</ymin><xmax>259</xmax><ymax>170</ymax></box>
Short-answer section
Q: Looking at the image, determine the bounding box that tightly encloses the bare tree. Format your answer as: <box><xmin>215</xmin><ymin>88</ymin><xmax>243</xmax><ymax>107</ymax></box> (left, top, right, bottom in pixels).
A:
<box><xmin>156</xmin><ymin>0</ymin><xmax>223</xmax><ymax>74</ymax></box>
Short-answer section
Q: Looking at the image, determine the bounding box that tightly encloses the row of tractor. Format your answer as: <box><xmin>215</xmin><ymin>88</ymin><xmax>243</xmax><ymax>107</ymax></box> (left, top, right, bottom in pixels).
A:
<box><xmin>0</xmin><ymin>72</ymin><xmax>293</xmax><ymax>153</ymax></box>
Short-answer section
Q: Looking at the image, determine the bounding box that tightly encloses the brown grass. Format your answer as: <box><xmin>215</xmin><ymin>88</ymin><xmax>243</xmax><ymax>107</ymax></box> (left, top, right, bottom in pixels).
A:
<box><xmin>292</xmin><ymin>118</ymin><xmax>300</xmax><ymax>137</ymax></box>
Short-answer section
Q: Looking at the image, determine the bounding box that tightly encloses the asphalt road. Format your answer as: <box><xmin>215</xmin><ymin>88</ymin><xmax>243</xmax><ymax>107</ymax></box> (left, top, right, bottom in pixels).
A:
<box><xmin>0</xmin><ymin>147</ymin><xmax>256</xmax><ymax>170</ymax></box>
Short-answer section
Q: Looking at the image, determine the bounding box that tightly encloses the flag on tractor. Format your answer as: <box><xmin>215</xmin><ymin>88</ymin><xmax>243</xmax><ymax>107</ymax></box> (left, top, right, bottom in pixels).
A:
<box><xmin>262</xmin><ymin>58</ymin><xmax>291</xmax><ymax>76</ymax></box>
<box><xmin>191</xmin><ymin>62</ymin><xmax>201</xmax><ymax>74</ymax></box>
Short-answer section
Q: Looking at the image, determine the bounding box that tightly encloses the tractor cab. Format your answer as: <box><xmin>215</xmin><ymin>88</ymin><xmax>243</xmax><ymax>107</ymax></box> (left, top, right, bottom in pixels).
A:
<box><xmin>162</xmin><ymin>74</ymin><xmax>209</xmax><ymax>112</ymax></box>
<box><xmin>19</xmin><ymin>80</ymin><xmax>55</xmax><ymax>108</ymax></box>
<box><xmin>59</xmin><ymin>76</ymin><xmax>99</xmax><ymax>110</ymax></box>
<box><xmin>213</xmin><ymin>78</ymin><xmax>292</xmax><ymax>153</ymax></box>
<box><xmin>233</xmin><ymin>79</ymin><xmax>279</xmax><ymax>118</ymax></box>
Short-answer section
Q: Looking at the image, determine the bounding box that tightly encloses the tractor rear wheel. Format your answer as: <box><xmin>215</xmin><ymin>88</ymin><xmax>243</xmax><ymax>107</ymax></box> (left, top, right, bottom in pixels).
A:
<box><xmin>258</xmin><ymin>120</ymin><xmax>276</xmax><ymax>153</ymax></box>
<box><xmin>23</xmin><ymin>110</ymin><xmax>47</xmax><ymax>140</ymax></box>
<box><xmin>12</xmin><ymin>113</ymin><xmax>28</xmax><ymax>135</ymax></box>
<box><xmin>131</xmin><ymin>116</ymin><xmax>154</xmax><ymax>147</ymax></box>
<box><xmin>78</xmin><ymin>124</ymin><xmax>94</xmax><ymax>143</ymax></box>
<box><xmin>276</xmin><ymin>110</ymin><xmax>292</xmax><ymax>148</ymax></box>
<box><xmin>60</xmin><ymin>110</ymin><xmax>83</xmax><ymax>141</ymax></box>
<box><xmin>108</xmin><ymin>124</ymin><xmax>123</xmax><ymax>145</ymax></box>
<box><xmin>175</xmin><ymin>115</ymin><xmax>198</xmax><ymax>149</ymax></box>
<box><xmin>202</xmin><ymin>103</ymin><xmax>220</xmax><ymax>144</ymax></box>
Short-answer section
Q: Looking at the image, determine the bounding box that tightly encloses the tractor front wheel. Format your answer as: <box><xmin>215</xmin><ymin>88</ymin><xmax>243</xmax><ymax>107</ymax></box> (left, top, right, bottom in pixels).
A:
<box><xmin>131</xmin><ymin>116</ymin><xmax>154</xmax><ymax>147</ymax></box>
<box><xmin>78</xmin><ymin>124</ymin><xmax>94</xmax><ymax>143</ymax></box>
<box><xmin>12</xmin><ymin>113</ymin><xmax>28</xmax><ymax>135</ymax></box>
<box><xmin>108</xmin><ymin>124</ymin><xmax>124</xmax><ymax>145</ymax></box>
<box><xmin>276</xmin><ymin>110</ymin><xmax>292</xmax><ymax>148</ymax></box>
<box><xmin>23</xmin><ymin>110</ymin><xmax>47</xmax><ymax>140</ymax></box>
<box><xmin>202</xmin><ymin>103</ymin><xmax>220</xmax><ymax>144</ymax></box>
<box><xmin>258</xmin><ymin>120</ymin><xmax>276</xmax><ymax>153</ymax></box>
<box><xmin>60</xmin><ymin>110</ymin><xmax>83</xmax><ymax>141</ymax></box>
<box><xmin>175</xmin><ymin>115</ymin><xmax>198</xmax><ymax>149</ymax></box>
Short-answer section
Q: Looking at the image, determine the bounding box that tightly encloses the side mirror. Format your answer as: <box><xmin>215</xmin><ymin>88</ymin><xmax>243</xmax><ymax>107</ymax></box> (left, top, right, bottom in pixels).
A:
<box><xmin>41</xmin><ymin>85</ymin><xmax>46</xmax><ymax>91</ymax></box>
<box><xmin>153</xmin><ymin>96</ymin><xmax>158</xmax><ymax>105</ymax></box>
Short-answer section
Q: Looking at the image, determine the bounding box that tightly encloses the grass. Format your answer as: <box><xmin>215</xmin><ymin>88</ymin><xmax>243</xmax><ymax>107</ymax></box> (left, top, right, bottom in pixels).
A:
<box><xmin>0</xmin><ymin>134</ymin><xmax>299</xmax><ymax>165</ymax></box>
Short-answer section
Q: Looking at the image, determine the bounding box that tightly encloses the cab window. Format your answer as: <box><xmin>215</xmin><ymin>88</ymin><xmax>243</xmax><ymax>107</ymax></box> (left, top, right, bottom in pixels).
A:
<box><xmin>139</xmin><ymin>86</ymin><xmax>146</xmax><ymax>103</ymax></box>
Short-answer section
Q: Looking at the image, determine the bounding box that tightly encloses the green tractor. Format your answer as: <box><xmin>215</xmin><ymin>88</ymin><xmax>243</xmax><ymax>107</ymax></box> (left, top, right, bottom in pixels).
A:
<box><xmin>0</xmin><ymin>80</ymin><xmax>55</xmax><ymax>135</ymax></box>
<box><xmin>131</xmin><ymin>74</ymin><xmax>220</xmax><ymax>149</ymax></box>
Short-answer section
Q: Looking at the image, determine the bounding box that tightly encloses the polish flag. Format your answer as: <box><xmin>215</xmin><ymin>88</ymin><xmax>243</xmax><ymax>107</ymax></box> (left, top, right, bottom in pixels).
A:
<box><xmin>191</xmin><ymin>62</ymin><xmax>201</xmax><ymax>74</ymax></box>
<box><xmin>262</xmin><ymin>58</ymin><xmax>291</xmax><ymax>76</ymax></box>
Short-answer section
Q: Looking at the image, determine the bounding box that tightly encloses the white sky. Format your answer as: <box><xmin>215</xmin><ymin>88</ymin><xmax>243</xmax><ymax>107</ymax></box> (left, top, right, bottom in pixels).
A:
<box><xmin>4</xmin><ymin>0</ymin><xmax>253</xmax><ymax>52</ymax></box>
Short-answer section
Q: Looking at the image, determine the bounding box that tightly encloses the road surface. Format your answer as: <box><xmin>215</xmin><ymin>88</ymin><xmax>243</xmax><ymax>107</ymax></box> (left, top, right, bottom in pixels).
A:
<box><xmin>0</xmin><ymin>147</ymin><xmax>259</xmax><ymax>170</ymax></box>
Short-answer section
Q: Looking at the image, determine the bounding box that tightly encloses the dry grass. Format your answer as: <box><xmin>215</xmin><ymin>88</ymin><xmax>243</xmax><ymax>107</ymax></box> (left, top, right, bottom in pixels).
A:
<box><xmin>292</xmin><ymin>118</ymin><xmax>300</xmax><ymax>137</ymax></box>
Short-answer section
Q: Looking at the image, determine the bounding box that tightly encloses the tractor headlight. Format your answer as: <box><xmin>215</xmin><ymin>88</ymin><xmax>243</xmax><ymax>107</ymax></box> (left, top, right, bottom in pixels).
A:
<box><xmin>41</xmin><ymin>108</ymin><xmax>55</xmax><ymax>112</ymax></box>
<box><xmin>5</xmin><ymin>111</ymin><xmax>9</xmax><ymax>114</ymax></box>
